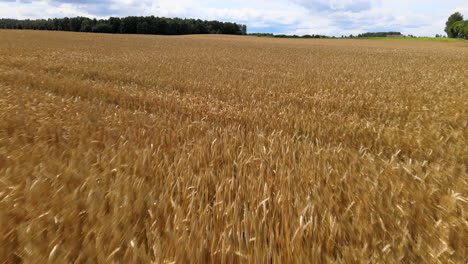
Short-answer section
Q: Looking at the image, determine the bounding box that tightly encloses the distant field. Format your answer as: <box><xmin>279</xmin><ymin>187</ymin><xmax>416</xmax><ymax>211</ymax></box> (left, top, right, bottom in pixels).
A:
<box><xmin>0</xmin><ymin>30</ymin><xmax>467</xmax><ymax>263</ymax></box>
<box><xmin>249</xmin><ymin>35</ymin><xmax>467</xmax><ymax>42</ymax></box>
<box><xmin>351</xmin><ymin>37</ymin><xmax>467</xmax><ymax>42</ymax></box>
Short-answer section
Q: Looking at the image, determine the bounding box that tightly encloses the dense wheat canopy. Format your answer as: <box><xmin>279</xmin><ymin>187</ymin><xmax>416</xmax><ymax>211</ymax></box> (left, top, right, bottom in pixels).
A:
<box><xmin>0</xmin><ymin>30</ymin><xmax>467</xmax><ymax>263</ymax></box>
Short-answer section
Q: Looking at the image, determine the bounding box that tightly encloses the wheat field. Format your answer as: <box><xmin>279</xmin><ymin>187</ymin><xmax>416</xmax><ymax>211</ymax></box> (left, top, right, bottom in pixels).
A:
<box><xmin>0</xmin><ymin>30</ymin><xmax>467</xmax><ymax>263</ymax></box>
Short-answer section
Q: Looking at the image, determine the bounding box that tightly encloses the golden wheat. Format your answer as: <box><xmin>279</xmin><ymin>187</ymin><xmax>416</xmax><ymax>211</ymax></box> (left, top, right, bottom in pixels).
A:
<box><xmin>0</xmin><ymin>30</ymin><xmax>467</xmax><ymax>263</ymax></box>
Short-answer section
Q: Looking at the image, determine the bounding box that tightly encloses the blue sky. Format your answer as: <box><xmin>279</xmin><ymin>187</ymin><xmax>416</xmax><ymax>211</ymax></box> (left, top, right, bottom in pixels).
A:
<box><xmin>1</xmin><ymin>0</ymin><xmax>467</xmax><ymax>36</ymax></box>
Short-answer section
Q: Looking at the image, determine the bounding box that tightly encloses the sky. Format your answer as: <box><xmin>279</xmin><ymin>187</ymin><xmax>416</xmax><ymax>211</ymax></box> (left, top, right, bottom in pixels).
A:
<box><xmin>0</xmin><ymin>0</ymin><xmax>467</xmax><ymax>36</ymax></box>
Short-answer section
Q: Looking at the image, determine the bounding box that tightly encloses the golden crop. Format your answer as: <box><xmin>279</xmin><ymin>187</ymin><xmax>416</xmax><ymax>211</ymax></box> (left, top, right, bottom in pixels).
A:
<box><xmin>0</xmin><ymin>30</ymin><xmax>467</xmax><ymax>263</ymax></box>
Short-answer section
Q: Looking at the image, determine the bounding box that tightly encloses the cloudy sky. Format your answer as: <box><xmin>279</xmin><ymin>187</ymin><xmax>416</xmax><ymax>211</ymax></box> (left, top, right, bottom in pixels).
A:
<box><xmin>1</xmin><ymin>0</ymin><xmax>467</xmax><ymax>36</ymax></box>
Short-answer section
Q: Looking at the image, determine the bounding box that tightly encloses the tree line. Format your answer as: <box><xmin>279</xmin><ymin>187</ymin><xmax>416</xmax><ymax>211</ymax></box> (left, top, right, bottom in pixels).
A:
<box><xmin>356</xmin><ymin>32</ymin><xmax>402</xmax><ymax>37</ymax></box>
<box><xmin>248</xmin><ymin>33</ymin><xmax>331</xmax><ymax>39</ymax></box>
<box><xmin>445</xmin><ymin>12</ymin><xmax>468</xmax><ymax>39</ymax></box>
<box><xmin>0</xmin><ymin>16</ymin><xmax>247</xmax><ymax>35</ymax></box>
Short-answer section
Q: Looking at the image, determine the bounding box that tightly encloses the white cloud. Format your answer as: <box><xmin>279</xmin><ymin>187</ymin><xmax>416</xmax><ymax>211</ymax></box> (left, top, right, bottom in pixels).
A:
<box><xmin>0</xmin><ymin>1</ymin><xmax>91</xmax><ymax>19</ymax></box>
<box><xmin>0</xmin><ymin>0</ymin><xmax>467</xmax><ymax>36</ymax></box>
<box><xmin>292</xmin><ymin>0</ymin><xmax>378</xmax><ymax>12</ymax></box>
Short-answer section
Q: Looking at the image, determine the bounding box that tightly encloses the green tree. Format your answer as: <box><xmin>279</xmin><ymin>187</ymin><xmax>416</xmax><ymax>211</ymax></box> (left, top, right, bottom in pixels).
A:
<box><xmin>80</xmin><ymin>18</ymin><xmax>93</xmax><ymax>32</ymax></box>
<box><xmin>449</xmin><ymin>20</ymin><xmax>468</xmax><ymax>39</ymax></box>
<box><xmin>69</xmin><ymin>17</ymin><xmax>82</xmax><ymax>32</ymax></box>
<box><xmin>445</xmin><ymin>12</ymin><xmax>463</xmax><ymax>37</ymax></box>
<box><xmin>120</xmin><ymin>17</ymin><xmax>139</xmax><ymax>34</ymax></box>
<box><xmin>92</xmin><ymin>23</ymin><xmax>113</xmax><ymax>33</ymax></box>
<box><xmin>60</xmin><ymin>17</ymin><xmax>70</xmax><ymax>31</ymax></box>
<box><xmin>241</xmin><ymin>25</ymin><xmax>247</xmax><ymax>35</ymax></box>
<box><xmin>108</xmin><ymin>17</ymin><xmax>121</xmax><ymax>33</ymax></box>
<box><xmin>136</xmin><ymin>21</ymin><xmax>151</xmax><ymax>34</ymax></box>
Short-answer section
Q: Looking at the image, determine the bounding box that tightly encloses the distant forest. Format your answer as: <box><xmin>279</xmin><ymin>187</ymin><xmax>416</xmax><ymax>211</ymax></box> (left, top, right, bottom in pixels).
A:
<box><xmin>0</xmin><ymin>16</ymin><xmax>247</xmax><ymax>35</ymax></box>
<box><xmin>357</xmin><ymin>32</ymin><xmax>402</xmax><ymax>37</ymax></box>
<box><xmin>248</xmin><ymin>33</ymin><xmax>332</xmax><ymax>39</ymax></box>
<box><xmin>248</xmin><ymin>32</ymin><xmax>405</xmax><ymax>39</ymax></box>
